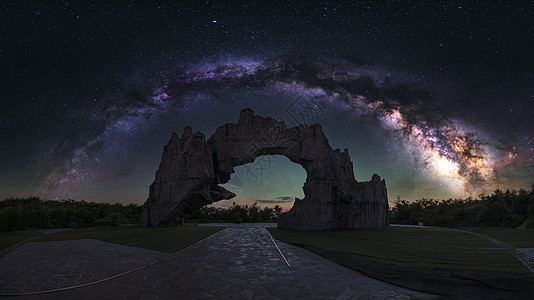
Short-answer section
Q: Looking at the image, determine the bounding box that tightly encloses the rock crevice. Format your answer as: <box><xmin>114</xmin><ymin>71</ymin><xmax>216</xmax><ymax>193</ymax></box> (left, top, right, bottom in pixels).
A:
<box><xmin>142</xmin><ymin>108</ymin><xmax>389</xmax><ymax>230</ymax></box>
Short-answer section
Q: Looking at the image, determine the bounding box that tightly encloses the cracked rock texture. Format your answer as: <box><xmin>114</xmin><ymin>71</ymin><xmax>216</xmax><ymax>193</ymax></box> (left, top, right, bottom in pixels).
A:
<box><xmin>142</xmin><ymin>108</ymin><xmax>389</xmax><ymax>229</ymax></box>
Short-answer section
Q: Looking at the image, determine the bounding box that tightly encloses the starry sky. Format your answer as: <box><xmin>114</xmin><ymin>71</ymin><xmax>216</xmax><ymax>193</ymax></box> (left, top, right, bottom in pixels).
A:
<box><xmin>1</xmin><ymin>1</ymin><xmax>533</xmax><ymax>208</ymax></box>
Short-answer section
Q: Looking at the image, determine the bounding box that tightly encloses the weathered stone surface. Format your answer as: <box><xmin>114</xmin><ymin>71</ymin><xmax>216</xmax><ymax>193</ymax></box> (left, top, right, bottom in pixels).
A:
<box><xmin>142</xmin><ymin>108</ymin><xmax>389</xmax><ymax>229</ymax></box>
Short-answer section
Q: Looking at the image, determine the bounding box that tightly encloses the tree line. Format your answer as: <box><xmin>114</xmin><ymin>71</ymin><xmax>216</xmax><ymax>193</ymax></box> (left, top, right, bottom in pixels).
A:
<box><xmin>0</xmin><ymin>197</ymin><xmax>284</xmax><ymax>231</ymax></box>
<box><xmin>4</xmin><ymin>187</ymin><xmax>533</xmax><ymax>232</ymax></box>
<box><xmin>187</xmin><ymin>203</ymin><xmax>283</xmax><ymax>223</ymax></box>
<box><xmin>0</xmin><ymin>197</ymin><xmax>140</xmax><ymax>231</ymax></box>
<box><xmin>390</xmin><ymin>188</ymin><xmax>534</xmax><ymax>228</ymax></box>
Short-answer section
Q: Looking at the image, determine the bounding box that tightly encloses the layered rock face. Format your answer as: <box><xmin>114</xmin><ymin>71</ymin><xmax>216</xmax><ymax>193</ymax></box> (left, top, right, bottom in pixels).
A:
<box><xmin>141</xmin><ymin>127</ymin><xmax>236</xmax><ymax>227</ymax></box>
<box><xmin>142</xmin><ymin>108</ymin><xmax>389</xmax><ymax>229</ymax></box>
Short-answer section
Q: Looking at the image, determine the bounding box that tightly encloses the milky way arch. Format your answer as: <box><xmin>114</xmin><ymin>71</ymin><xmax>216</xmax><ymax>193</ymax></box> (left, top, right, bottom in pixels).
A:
<box><xmin>42</xmin><ymin>56</ymin><xmax>501</xmax><ymax>197</ymax></box>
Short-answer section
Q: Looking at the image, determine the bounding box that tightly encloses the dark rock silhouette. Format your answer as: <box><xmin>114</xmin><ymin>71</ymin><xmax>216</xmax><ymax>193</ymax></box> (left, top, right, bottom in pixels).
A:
<box><xmin>142</xmin><ymin>108</ymin><xmax>389</xmax><ymax>229</ymax></box>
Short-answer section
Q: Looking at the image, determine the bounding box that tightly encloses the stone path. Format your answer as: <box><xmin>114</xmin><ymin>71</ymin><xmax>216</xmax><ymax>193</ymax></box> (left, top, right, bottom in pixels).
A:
<box><xmin>1</xmin><ymin>224</ymin><xmax>438</xmax><ymax>299</ymax></box>
<box><xmin>518</xmin><ymin>248</ymin><xmax>534</xmax><ymax>261</ymax></box>
<box><xmin>0</xmin><ymin>239</ymin><xmax>167</xmax><ymax>294</ymax></box>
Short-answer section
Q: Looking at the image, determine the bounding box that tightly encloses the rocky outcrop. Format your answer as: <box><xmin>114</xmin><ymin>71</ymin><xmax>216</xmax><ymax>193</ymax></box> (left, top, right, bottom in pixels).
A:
<box><xmin>142</xmin><ymin>108</ymin><xmax>389</xmax><ymax>229</ymax></box>
<box><xmin>141</xmin><ymin>127</ymin><xmax>235</xmax><ymax>227</ymax></box>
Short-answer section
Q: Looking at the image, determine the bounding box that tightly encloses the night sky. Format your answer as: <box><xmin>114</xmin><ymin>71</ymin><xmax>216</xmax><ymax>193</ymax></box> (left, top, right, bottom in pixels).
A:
<box><xmin>2</xmin><ymin>2</ymin><xmax>533</xmax><ymax>208</ymax></box>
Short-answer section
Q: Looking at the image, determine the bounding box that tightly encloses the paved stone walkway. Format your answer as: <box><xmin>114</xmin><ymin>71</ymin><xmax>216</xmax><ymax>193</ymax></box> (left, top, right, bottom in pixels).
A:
<box><xmin>518</xmin><ymin>248</ymin><xmax>534</xmax><ymax>261</ymax></box>
<box><xmin>1</xmin><ymin>224</ymin><xmax>438</xmax><ymax>299</ymax></box>
<box><xmin>0</xmin><ymin>239</ymin><xmax>167</xmax><ymax>293</ymax></box>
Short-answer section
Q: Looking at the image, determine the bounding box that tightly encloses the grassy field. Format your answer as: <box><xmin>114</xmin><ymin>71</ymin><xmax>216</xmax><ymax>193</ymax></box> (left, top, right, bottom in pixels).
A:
<box><xmin>0</xmin><ymin>230</ymin><xmax>43</xmax><ymax>251</ymax></box>
<box><xmin>270</xmin><ymin>226</ymin><xmax>527</xmax><ymax>272</ymax></box>
<box><xmin>269</xmin><ymin>226</ymin><xmax>534</xmax><ymax>299</ymax></box>
<box><xmin>460</xmin><ymin>227</ymin><xmax>534</xmax><ymax>248</ymax></box>
<box><xmin>34</xmin><ymin>224</ymin><xmax>225</xmax><ymax>253</ymax></box>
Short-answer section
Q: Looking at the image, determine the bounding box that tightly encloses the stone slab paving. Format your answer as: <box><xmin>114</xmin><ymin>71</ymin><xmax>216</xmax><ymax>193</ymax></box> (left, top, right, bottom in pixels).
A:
<box><xmin>0</xmin><ymin>239</ymin><xmax>168</xmax><ymax>294</ymax></box>
<box><xmin>1</xmin><ymin>224</ymin><xmax>439</xmax><ymax>299</ymax></box>
<box><xmin>518</xmin><ymin>248</ymin><xmax>534</xmax><ymax>261</ymax></box>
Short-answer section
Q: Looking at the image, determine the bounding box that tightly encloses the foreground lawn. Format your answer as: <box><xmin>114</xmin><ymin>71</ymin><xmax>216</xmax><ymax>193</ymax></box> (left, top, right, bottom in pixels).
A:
<box><xmin>269</xmin><ymin>226</ymin><xmax>534</xmax><ymax>299</ymax></box>
<box><xmin>460</xmin><ymin>227</ymin><xmax>534</xmax><ymax>248</ymax></box>
<box><xmin>35</xmin><ymin>224</ymin><xmax>225</xmax><ymax>253</ymax></box>
<box><xmin>270</xmin><ymin>226</ymin><xmax>526</xmax><ymax>272</ymax></box>
<box><xmin>0</xmin><ymin>230</ymin><xmax>43</xmax><ymax>251</ymax></box>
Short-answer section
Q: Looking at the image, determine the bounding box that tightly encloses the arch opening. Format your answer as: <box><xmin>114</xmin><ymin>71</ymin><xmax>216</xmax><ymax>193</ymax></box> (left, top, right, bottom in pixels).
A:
<box><xmin>215</xmin><ymin>155</ymin><xmax>306</xmax><ymax>211</ymax></box>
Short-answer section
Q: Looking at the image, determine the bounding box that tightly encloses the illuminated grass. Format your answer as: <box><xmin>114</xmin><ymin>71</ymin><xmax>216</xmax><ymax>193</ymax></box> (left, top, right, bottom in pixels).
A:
<box><xmin>460</xmin><ymin>227</ymin><xmax>534</xmax><ymax>248</ymax></box>
<box><xmin>269</xmin><ymin>226</ymin><xmax>528</xmax><ymax>272</ymax></box>
<box><xmin>268</xmin><ymin>226</ymin><xmax>534</xmax><ymax>298</ymax></box>
<box><xmin>34</xmin><ymin>224</ymin><xmax>225</xmax><ymax>253</ymax></box>
<box><xmin>0</xmin><ymin>230</ymin><xmax>43</xmax><ymax>251</ymax></box>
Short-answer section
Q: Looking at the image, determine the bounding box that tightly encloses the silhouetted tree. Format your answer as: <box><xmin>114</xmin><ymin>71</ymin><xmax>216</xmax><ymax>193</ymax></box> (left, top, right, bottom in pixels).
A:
<box><xmin>390</xmin><ymin>188</ymin><xmax>534</xmax><ymax>227</ymax></box>
<box><xmin>188</xmin><ymin>202</ymin><xmax>280</xmax><ymax>223</ymax></box>
<box><xmin>0</xmin><ymin>197</ymin><xmax>141</xmax><ymax>231</ymax></box>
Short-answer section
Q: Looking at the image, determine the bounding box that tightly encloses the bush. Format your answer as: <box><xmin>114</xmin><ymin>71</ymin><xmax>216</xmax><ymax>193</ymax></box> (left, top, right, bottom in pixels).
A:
<box><xmin>0</xmin><ymin>197</ymin><xmax>141</xmax><ymax>231</ymax></box>
<box><xmin>390</xmin><ymin>187</ymin><xmax>534</xmax><ymax>228</ymax></box>
<box><xmin>101</xmin><ymin>212</ymin><xmax>126</xmax><ymax>226</ymax></box>
<box><xmin>188</xmin><ymin>203</ymin><xmax>281</xmax><ymax>223</ymax></box>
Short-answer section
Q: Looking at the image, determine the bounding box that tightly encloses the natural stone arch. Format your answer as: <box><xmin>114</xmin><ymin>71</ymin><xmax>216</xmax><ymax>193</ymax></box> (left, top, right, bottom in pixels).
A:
<box><xmin>141</xmin><ymin>109</ymin><xmax>389</xmax><ymax>230</ymax></box>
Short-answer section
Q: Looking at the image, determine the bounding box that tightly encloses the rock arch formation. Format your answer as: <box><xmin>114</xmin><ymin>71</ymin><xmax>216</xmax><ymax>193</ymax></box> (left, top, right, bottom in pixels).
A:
<box><xmin>141</xmin><ymin>109</ymin><xmax>389</xmax><ymax>230</ymax></box>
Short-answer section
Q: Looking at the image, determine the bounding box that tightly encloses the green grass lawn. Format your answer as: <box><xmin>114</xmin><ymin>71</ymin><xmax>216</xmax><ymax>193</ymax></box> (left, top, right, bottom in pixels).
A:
<box><xmin>269</xmin><ymin>226</ymin><xmax>534</xmax><ymax>299</ymax></box>
<box><xmin>270</xmin><ymin>226</ymin><xmax>527</xmax><ymax>273</ymax></box>
<box><xmin>460</xmin><ymin>227</ymin><xmax>534</xmax><ymax>248</ymax></box>
<box><xmin>0</xmin><ymin>230</ymin><xmax>43</xmax><ymax>251</ymax></box>
<box><xmin>34</xmin><ymin>224</ymin><xmax>225</xmax><ymax>253</ymax></box>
